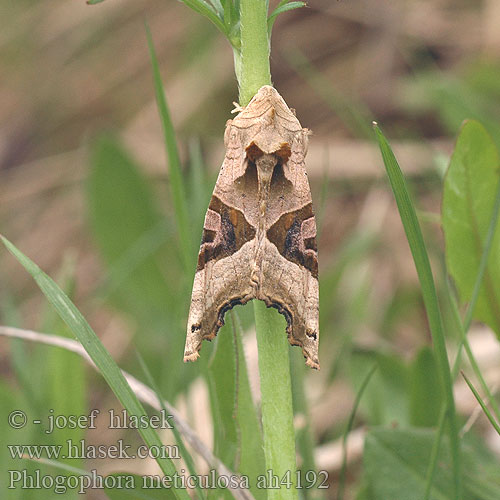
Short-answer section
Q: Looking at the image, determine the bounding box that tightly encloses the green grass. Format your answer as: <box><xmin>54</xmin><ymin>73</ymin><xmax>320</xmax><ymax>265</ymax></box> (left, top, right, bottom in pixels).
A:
<box><xmin>3</xmin><ymin>2</ymin><xmax>500</xmax><ymax>500</ymax></box>
<box><xmin>373</xmin><ymin>123</ymin><xmax>462</xmax><ymax>500</ymax></box>
<box><xmin>1</xmin><ymin>235</ymin><xmax>190</xmax><ymax>500</ymax></box>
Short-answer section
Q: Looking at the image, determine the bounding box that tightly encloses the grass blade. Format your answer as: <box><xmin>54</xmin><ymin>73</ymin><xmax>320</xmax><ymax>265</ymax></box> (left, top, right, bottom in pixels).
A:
<box><xmin>447</xmin><ymin>257</ymin><xmax>500</xmax><ymax>422</ymax></box>
<box><xmin>461</xmin><ymin>371</ymin><xmax>500</xmax><ymax>435</ymax></box>
<box><xmin>289</xmin><ymin>348</ymin><xmax>316</xmax><ymax>500</ymax></box>
<box><xmin>207</xmin><ymin>312</ymin><xmax>265</xmax><ymax>499</ymax></box>
<box><xmin>136</xmin><ymin>352</ymin><xmax>205</xmax><ymax>500</ymax></box>
<box><xmin>0</xmin><ymin>235</ymin><xmax>190</xmax><ymax>500</ymax></box>
<box><xmin>373</xmin><ymin>123</ymin><xmax>462</xmax><ymax>500</ymax></box>
<box><xmin>337</xmin><ymin>364</ymin><xmax>377</xmax><ymax>500</ymax></box>
<box><xmin>145</xmin><ymin>25</ymin><xmax>193</xmax><ymax>271</ymax></box>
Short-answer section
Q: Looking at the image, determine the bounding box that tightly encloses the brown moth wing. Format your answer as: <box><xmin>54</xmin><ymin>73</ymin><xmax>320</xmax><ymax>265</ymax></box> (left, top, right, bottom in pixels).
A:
<box><xmin>185</xmin><ymin>86</ymin><xmax>319</xmax><ymax>369</ymax></box>
<box><xmin>258</xmin><ymin>131</ymin><xmax>320</xmax><ymax>370</ymax></box>
<box><xmin>184</xmin><ymin>194</ymin><xmax>257</xmax><ymax>361</ymax></box>
<box><xmin>184</xmin><ymin>118</ymin><xmax>259</xmax><ymax>361</ymax></box>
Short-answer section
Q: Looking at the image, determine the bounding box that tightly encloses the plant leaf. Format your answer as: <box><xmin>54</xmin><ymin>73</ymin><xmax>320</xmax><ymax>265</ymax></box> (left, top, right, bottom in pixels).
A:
<box><xmin>373</xmin><ymin>122</ymin><xmax>461</xmax><ymax>499</ymax></box>
<box><xmin>88</xmin><ymin>135</ymin><xmax>172</xmax><ymax>314</ymax></box>
<box><xmin>178</xmin><ymin>0</ymin><xmax>229</xmax><ymax>40</ymax></box>
<box><xmin>268</xmin><ymin>1</ymin><xmax>306</xmax><ymax>33</ymax></box>
<box><xmin>145</xmin><ymin>25</ymin><xmax>194</xmax><ymax>272</ymax></box>
<box><xmin>0</xmin><ymin>236</ymin><xmax>190</xmax><ymax>500</ymax></box>
<box><xmin>338</xmin><ymin>364</ymin><xmax>377</xmax><ymax>500</ymax></box>
<box><xmin>442</xmin><ymin>120</ymin><xmax>500</xmax><ymax>337</ymax></box>
<box><xmin>207</xmin><ymin>314</ymin><xmax>265</xmax><ymax>499</ymax></box>
<box><xmin>87</xmin><ymin>135</ymin><xmax>196</xmax><ymax>399</ymax></box>
<box><xmin>364</xmin><ymin>428</ymin><xmax>500</xmax><ymax>500</ymax></box>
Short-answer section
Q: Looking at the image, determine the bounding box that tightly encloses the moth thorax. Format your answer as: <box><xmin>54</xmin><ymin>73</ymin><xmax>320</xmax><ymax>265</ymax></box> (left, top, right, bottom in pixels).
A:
<box><xmin>255</xmin><ymin>154</ymin><xmax>277</xmax><ymax>185</ymax></box>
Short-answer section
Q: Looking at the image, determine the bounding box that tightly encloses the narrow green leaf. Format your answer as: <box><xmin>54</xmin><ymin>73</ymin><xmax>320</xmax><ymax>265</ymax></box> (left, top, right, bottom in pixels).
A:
<box><xmin>88</xmin><ymin>135</ymin><xmax>173</xmax><ymax>315</ymax></box>
<box><xmin>87</xmin><ymin>135</ymin><xmax>195</xmax><ymax>399</ymax></box>
<box><xmin>424</xmin><ymin>408</ymin><xmax>447</xmax><ymax>500</ymax></box>
<box><xmin>209</xmin><ymin>0</ymin><xmax>225</xmax><ymax>18</ymax></box>
<box><xmin>445</xmin><ymin>269</ymin><xmax>500</xmax><ymax>423</ymax></box>
<box><xmin>268</xmin><ymin>2</ymin><xmax>306</xmax><ymax>33</ymax></box>
<box><xmin>208</xmin><ymin>322</ymin><xmax>238</xmax><ymax>474</ymax></box>
<box><xmin>145</xmin><ymin>25</ymin><xmax>193</xmax><ymax>271</ymax></box>
<box><xmin>461</xmin><ymin>371</ymin><xmax>500</xmax><ymax>436</ymax></box>
<box><xmin>373</xmin><ymin>122</ymin><xmax>461</xmax><ymax>500</ymax></box>
<box><xmin>177</xmin><ymin>0</ymin><xmax>229</xmax><ymax>44</ymax></box>
<box><xmin>442</xmin><ymin>120</ymin><xmax>500</xmax><ymax>337</ymax></box>
<box><xmin>187</xmin><ymin>138</ymin><xmax>212</xmax><ymax>229</ymax></box>
<box><xmin>208</xmin><ymin>313</ymin><xmax>265</xmax><ymax>499</ymax></box>
<box><xmin>43</xmin><ymin>257</ymin><xmax>86</xmax><ymax>464</ymax></box>
<box><xmin>289</xmin><ymin>348</ymin><xmax>316</xmax><ymax>500</ymax></box>
<box><xmin>222</xmin><ymin>0</ymin><xmax>232</xmax><ymax>30</ymax></box>
<box><xmin>0</xmin><ymin>236</ymin><xmax>190</xmax><ymax>500</ymax></box>
<box><xmin>136</xmin><ymin>353</ymin><xmax>204</xmax><ymax>500</ymax></box>
<box><xmin>22</xmin><ymin>457</ymin><xmax>89</xmax><ymax>477</ymax></box>
<box><xmin>230</xmin><ymin>0</ymin><xmax>240</xmax><ymax>29</ymax></box>
<box><xmin>87</xmin><ymin>0</ymin><xmax>106</xmax><ymax>4</ymax></box>
<box><xmin>231</xmin><ymin>314</ymin><xmax>265</xmax><ymax>499</ymax></box>
<box><xmin>338</xmin><ymin>364</ymin><xmax>377</xmax><ymax>500</ymax></box>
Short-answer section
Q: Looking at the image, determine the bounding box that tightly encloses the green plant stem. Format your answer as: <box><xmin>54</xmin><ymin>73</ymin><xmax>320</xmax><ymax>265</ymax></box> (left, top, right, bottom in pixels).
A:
<box><xmin>239</xmin><ymin>0</ymin><xmax>271</xmax><ymax>105</ymax></box>
<box><xmin>238</xmin><ymin>1</ymin><xmax>297</xmax><ymax>497</ymax></box>
<box><xmin>254</xmin><ymin>301</ymin><xmax>298</xmax><ymax>499</ymax></box>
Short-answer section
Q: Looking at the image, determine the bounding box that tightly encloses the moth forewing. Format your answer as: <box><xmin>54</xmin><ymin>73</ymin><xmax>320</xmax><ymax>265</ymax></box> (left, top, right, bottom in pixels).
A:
<box><xmin>184</xmin><ymin>85</ymin><xmax>320</xmax><ymax>369</ymax></box>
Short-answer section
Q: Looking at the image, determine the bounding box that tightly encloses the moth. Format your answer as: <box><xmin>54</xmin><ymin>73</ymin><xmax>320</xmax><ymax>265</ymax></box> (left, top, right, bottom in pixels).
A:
<box><xmin>184</xmin><ymin>85</ymin><xmax>319</xmax><ymax>369</ymax></box>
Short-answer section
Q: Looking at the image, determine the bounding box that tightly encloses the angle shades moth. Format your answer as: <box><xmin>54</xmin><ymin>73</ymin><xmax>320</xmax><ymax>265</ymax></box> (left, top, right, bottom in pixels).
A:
<box><xmin>184</xmin><ymin>85</ymin><xmax>319</xmax><ymax>369</ymax></box>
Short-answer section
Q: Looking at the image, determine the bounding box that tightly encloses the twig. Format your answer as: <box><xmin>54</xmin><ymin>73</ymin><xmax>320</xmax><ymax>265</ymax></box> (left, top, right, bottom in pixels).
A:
<box><xmin>0</xmin><ymin>325</ymin><xmax>255</xmax><ymax>500</ymax></box>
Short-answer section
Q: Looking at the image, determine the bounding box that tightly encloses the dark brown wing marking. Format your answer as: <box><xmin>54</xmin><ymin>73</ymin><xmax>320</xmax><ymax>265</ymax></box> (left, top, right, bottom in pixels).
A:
<box><xmin>266</xmin><ymin>203</ymin><xmax>318</xmax><ymax>278</ymax></box>
<box><xmin>197</xmin><ymin>195</ymin><xmax>256</xmax><ymax>271</ymax></box>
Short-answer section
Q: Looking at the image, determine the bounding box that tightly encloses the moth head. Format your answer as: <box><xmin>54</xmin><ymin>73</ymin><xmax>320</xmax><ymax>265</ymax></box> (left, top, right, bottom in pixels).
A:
<box><xmin>246</xmin><ymin>135</ymin><xmax>292</xmax><ymax>159</ymax></box>
<box><xmin>249</xmin><ymin>85</ymin><xmax>280</xmax><ymax>104</ymax></box>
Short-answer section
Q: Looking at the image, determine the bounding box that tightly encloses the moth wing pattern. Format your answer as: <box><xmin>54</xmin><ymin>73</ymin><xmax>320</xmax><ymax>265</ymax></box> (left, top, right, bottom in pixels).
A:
<box><xmin>184</xmin><ymin>168</ymin><xmax>256</xmax><ymax>361</ymax></box>
<box><xmin>259</xmin><ymin>132</ymin><xmax>319</xmax><ymax>369</ymax></box>
<box><xmin>185</xmin><ymin>85</ymin><xmax>320</xmax><ymax>369</ymax></box>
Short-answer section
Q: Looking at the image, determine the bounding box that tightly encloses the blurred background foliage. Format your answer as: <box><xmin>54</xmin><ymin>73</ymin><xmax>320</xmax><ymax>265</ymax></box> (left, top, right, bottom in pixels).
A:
<box><xmin>1</xmin><ymin>0</ymin><xmax>500</xmax><ymax>499</ymax></box>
